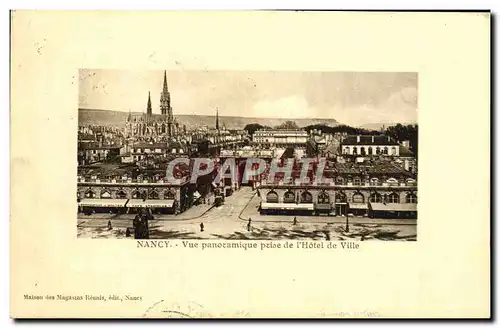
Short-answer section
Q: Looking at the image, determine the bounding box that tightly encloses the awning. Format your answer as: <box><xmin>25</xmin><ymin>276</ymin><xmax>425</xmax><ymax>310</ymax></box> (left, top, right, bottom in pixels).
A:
<box><xmin>369</xmin><ymin>203</ymin><xmax>417</xmax><ymax>212</ymax></box>
<box><xmin>126</xmin><ymin>199</ymin><xmax>175</xmax><ymax>208</ymax></box>
<box><xmin>260</xmin><ymin>203</ymin><xmax>314</xmax><ymax>211</ymax></box>
<box><xmin>78</xmin><ymin>198</ymin><xmax>128</xmax><ymax>208</ymax></box>
<box><xmin>348</xmin><ymin>203</ymin><xmax>369</xmax><ymax>210</ymax></box>
<box><xmin>314</xmin><ymin>203</ymin><xmax>332</xmax><ymax>210</ymax></box>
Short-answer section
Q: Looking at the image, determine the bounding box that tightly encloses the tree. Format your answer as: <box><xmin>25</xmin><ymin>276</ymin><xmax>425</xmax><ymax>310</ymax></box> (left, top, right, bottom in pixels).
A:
<box><xmin>244</xmin><ymin>123</ymin><xmax>264</xmax><ymax>136</ymax></box>
<box><xmin>275</xmin><ymin>120</ymin><xmax>299</xmax><ymax>130</ymax></box>
<box><xmin>196</xmin><ymin>139</ymin><xmax>210</xmax><ymax>155</ymax></box>
<box><xmin>386</xmin><ymin>124</ymin><xmax>418</xmax><ymax>158</ymax></box>
<box><xmin>304</xmin><ymin>124</ymin><xmax>377</xmax><ymax>135</ymax></box>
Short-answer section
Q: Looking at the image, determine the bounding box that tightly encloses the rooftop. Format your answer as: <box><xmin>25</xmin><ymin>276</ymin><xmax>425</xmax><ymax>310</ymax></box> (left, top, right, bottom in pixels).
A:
<box><xmin>399</xmin><ymin>145</ymin><xmax>415</xmax><ymax>157</ymax></box>
<box><xmin>342</xmin><ymin>135</ymin><xmax>399</xmax><ymax>146</ymax></box>
<box><xmin>132</xmin><ymin>142</ymin><xmax>168</xmax><ymax>149</ymax></box>
<box><xmin>79</xmin><ymin>143</ymin><xmax>122</xmax><ymax>150</ymax></box>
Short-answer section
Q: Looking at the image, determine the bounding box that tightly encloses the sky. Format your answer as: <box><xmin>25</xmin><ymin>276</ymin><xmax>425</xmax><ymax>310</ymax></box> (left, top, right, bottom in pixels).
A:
<box><xmin>79</xmin><ymin>69</ymin><xmax>418</xmax><ymax>126</ymax></box>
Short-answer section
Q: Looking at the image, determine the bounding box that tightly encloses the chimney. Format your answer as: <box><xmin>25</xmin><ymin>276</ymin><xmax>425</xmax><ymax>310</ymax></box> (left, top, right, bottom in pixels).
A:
<box><xmin>357</xmin><ymin>135</ymin><xmax>361</xmax><ymax>143</ymax></box>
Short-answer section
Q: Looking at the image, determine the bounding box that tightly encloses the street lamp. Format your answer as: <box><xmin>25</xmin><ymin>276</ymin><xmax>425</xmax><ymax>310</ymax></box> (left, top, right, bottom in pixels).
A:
<box><xmin>345</xmin><ymin>203</ymin><xmax>350</xmax><ymax>232</ymax></box>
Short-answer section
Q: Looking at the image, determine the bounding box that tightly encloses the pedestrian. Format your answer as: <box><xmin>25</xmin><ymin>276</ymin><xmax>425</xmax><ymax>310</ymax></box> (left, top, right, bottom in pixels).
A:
<box><xmin>208</xmin><ymin>198</ymin><xmax>211</xmax><ymax>206</ymax></box>
<box><xmin>125</xmin><ymin>228</ymin><xmax>131</xmax><ymax>237</ymax></box>
<box><xmin>247</xmin><ymin>222</ymin><xmax>251</xmax><ymax>232</ymax></box>
<box><xmin>248</xmin><ymin>218</ymin><xmax>252</xmax><ymax>224</ymax></box>
<box><xmin>200</xmin><ymin>222</ymin><xmax>204</xmax><ymax>232</ymax></box>
<box><xmin>361</xmin><ymin>235</ymin><xmax>365</xmax><ymax>241</ymax></box>
<box><xmin>293</xmin><ymin>217</ymin><xmax>297</xmax><ymax>225</ymax></box>
<box><xmin>107</xmin><ymin>220</ymin><xmax>112</xmax><ymax>230</ymax></box>
<box><xmin>133</xmin><ymin>215</ymin><xmax>141</xmax><ymax>239</ymax></box>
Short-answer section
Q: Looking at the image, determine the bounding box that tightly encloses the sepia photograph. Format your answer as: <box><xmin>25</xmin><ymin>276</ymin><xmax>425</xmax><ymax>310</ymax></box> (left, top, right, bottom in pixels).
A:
<box><xmin>10</xmin><ymin>10</ymin><xmax>490</xmax><ymax>319</ymax></box>
<box><xmin>77</xmin><ymin>70</ymin><xmax>418</xmax><ymax>241</ymax></box>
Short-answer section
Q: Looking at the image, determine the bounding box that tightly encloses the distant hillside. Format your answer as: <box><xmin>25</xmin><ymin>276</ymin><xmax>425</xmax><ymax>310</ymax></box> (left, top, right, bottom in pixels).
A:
<box><xmin>79</xmin><ymin>108</ymin><xmax>339</xmax><ymax>129</ymax></box>
<box><xmin>359</xmin><ymin>122</ymin><xmax>417</xmax><ymax>131</ymax></box>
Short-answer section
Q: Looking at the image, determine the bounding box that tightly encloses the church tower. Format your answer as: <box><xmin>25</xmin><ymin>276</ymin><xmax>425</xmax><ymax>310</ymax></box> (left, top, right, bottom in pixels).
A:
<box><xmin>160</xmin><ymin>70</ymin><xmax>174</xmax><ymax>138</ymax></box>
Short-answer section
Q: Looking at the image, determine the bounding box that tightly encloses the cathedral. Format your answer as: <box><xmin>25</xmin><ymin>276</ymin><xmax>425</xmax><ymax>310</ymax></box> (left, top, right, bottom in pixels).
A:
<box><xmin>126</xmin><ymin>71</ymin><xmax>181</xmax><ymax>140</ymax></box>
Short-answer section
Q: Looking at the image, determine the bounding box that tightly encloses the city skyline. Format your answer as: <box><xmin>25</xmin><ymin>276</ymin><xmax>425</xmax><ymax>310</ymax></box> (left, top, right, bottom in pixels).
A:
<box><xmin>79</xmin><ymin>70</ymin><xmax>418</xmax><ymax>126</ymax></box>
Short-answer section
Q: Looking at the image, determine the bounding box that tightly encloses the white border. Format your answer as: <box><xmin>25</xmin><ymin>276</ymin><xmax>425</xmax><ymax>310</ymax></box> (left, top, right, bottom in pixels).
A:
<box><xmin>3</xmin><ymin>1</ymin><xmax>497</xmax><ymax>326</ymax></box>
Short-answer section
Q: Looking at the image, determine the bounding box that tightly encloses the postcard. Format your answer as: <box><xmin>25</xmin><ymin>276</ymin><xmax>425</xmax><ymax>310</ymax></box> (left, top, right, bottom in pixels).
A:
<box><xmin>10</xmin><ymin>11</ymin><xmax>490</xmax><ymax>318</ymax></box>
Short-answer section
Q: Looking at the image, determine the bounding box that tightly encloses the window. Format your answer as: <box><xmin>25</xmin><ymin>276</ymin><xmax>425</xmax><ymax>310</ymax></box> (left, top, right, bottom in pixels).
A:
<box><xmin>283</xmin><ymin>191</ymin><xmax>295</xmax><ymax>203</ymax></box>
<box><xmin>368</xmin><ymin>147</ymin><xmax>373</xmax><ymax>155</ymax></box>
<box><xmin>352</xmin><ymin>192</ymin><xmax>365</xmax><ymax>203</ymax></box>
<box><xmin>132</xmin><ymin>190</ymin><xmax>142</xmax><ymax>199</ymax></box>
<box><xmin>266</xmin><ymin>191</ymin><xmax>278</xmax><ymax>203</ymax></box>
<box><xmin>387</xmin><ymin>178</ymin><xmax>399</xmax><ymax>186</ymax></box>
<box><xmin>387</xmin><ymin>193</ymin><xmax>400</xmax><ymax>203</ymax></box>
<box><xmin>84</xmin><ymin>189</ymin><xmax>95</xmax><ymax>198</ymax></box>
<box><xmin>353</xmin><ymin>178</ymin><xmax>362</xmax><ymax>186</ymax></box>
<box><xmin>353</xmin><ymin>147</ymin><xmax>358</xmax><ymax>155</ymax></box>
<box><xmin>336</xmin><ymin>176</ymin><xmax>344</xmax><ymax>185</ymax></box>
<box><xmin>360</xmin><ymin>147</ymin><xmax>366</xmax><ymax>156</ymax></box>
<box><xmin>117</xmin><ymin>190</ymin><xmax>127</xmax><ymax>199</ymax></box>
<box><xmin>391</xmin><ymin>146</ymin><xmax>397</xmax><ymax>155</ymax></box>
<box><xmin>100</xmin><ymin>190</ymin><xmax>111</xmax><ymax>198</ymax></box>
<box><xmin>165</xmin><ymin>190</ymin><xmax>176</xmax><ymax>200</ymax></box>
<box><xmin>335</xmin><ymin>192</ymin><xmax>347</xmax><ymax>203</ymax></box>
<box><xmin>383</xmin><ymin>147</ymin><xmax>388</xmax><ymax>155</ymax></box>
<box><xmin>318</xmin><ymin>192</ymin><xmax>330</xmax><ymax>204</ymax></box>
<box><xmin>369</xmin><ymin>193</ymin><xmax>382</xmax><ymax>203</ymax></box>
<box><xmin>149</xmin><ymin>189</ymin><xmax>159</xmax><ymax>199</ymax></box>
<box><xmin>300</xmin><ymin>191</ymin><xmax>313</xmax><ymax>203</ymax></box>
<box><xmin>370</xmin><ymin>177</ymin><xmax>379</xmax><ymax>186</ymax></box>
<box><xmin>376</xmin><ymin>147</ymin><xmax>380</xmax><ymax>155</ymax></box>
<box><xmin>406</xmin><ymin>193</ymin><xmax>417</xmax><ymax>204</ymax></box>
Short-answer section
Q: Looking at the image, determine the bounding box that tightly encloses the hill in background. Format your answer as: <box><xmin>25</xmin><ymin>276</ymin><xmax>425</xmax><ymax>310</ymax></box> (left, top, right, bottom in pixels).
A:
<box><xmin>79</xmin><ymin>108</ymin><xmax>339</xmax><ymax>129</ymax></box>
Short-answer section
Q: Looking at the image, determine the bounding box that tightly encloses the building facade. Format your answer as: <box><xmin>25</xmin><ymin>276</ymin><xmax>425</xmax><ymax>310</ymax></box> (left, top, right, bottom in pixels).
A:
<box><xmin>77</xmin><ymin>176</ymin><xmax>194</xmax><ymax>215</ymax></box>
<box><xmin>252</xmin><ymin>129</ymin><xmax>309</xmax><ymax>148</ymax></box>
<box><xmin>257</xmin><ymin>160</ymin><xmax>417</xmax><ymax>218</ymax></box>
<box><xmin>341</xmin><ymin>135</ymin><xmax>401</xmax><ymax>156</ymax></box>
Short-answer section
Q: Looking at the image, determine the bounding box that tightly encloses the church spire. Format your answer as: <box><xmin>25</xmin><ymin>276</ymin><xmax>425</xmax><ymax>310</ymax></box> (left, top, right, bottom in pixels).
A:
<box><xmin>160</xmin><ymin>70</ymin><xmax>170</xmax><ymax>117</ymax></box>
<box><xmin>163</xmin><ymin>70</ymin><xmax>168</xmax><ymax>92</ymax></box>
<box><xmin>216</xmin><ymin>108</ymin><xmax>219</xmax><ymax>130</ymax></box>
<box><xmin>127</xmin><ymin>109</ymin><xmax>132</xmax><ymax>122</ymax></box>
<box><xmin>147</xmin><ymin>91</ymin><xmax>152</xmax><ymax>118</ymax></box>
<box><xmin>160</xmin><ymin>70</ymin><xmax>174</xmax><ymax>138</ymax></box>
